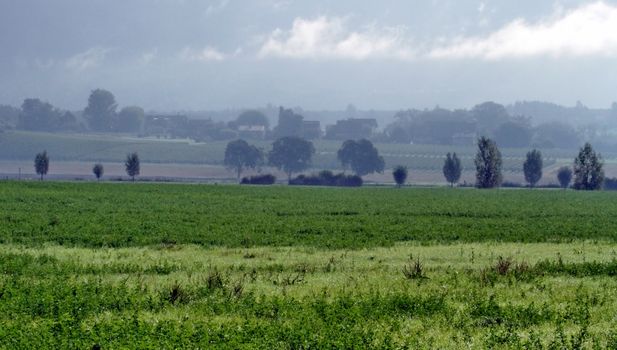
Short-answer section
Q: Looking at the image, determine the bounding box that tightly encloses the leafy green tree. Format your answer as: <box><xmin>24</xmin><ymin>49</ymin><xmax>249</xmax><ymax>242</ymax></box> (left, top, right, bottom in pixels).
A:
<box><xmin>0</xmin><ymin>104</ymin><xmax>19</xmax><ymax>130</ymax></box>
<box><xmin>337</xmin><ymin>139</ymin><xmax>385</xmax><ymax>177</ymax></box>
<box><xmin>392</xmin><ymin>166</ymin><xmax>408</xmax><ymax>187</ymax></box>
<box><xmin>337</xmin><ymin>140</ymin><xmax>356</xmax><ymax>173</ymax></box>
<box><xmin>92</xmin><ymin>163</ymin><xmax>104</xmax><ymax>181</ymax></box>
<box><xmin>443</xmin><ymin>152</ymin><xmax>462</xmax><ymax>187</ymax></box>
<box><xmin>117</xmin><ymin>106</ymin><xmax>144</xmax><ymax>132</ymax></box>
<box><xmin>475</xmin><ymin>137</ymin><xmax>502</xmax><ymax>188</ymax></box>
<box><xmin>523</xmin><ymin>149</ymin><xmax>543</xmax><ymax>187</ymax></box>
<box><xmin>533</xmin><ymin>122</ymin><xmax>579</xmax><ymax>149</ymax></box>
<box><xmin>85</xmin><ymin>89</ymin><xmax>117</xmax><ymax>132</ymax></box>
<box><xmin>18</xmin><ymin>98</ymin><xmax>63</xmax><ymax>131</ymax></box>
<box><xmin>471</xmin><ymin>102</ymin><xmax>510</xmax><ymax>136</ymax></box>
<box><xmin>125</xmin><ymin>152</ymin><xmax>140</xmax><ymax>181</ymax></box>
<box><xmin>573</xmin><ymin>143</ymin><xmax>604</xmax><ymax>190</ymax></box>
<box><xmin>268</xmin><ymin>137</ymin><xmax>315</xmax><ymax>182</ymax></box>
<box><xmin>34</xmin><ymin>150</ymin><xmax>49</xmax><ymax>181</ymax></box>
<box><xmin>494</xmin><ymin>121</ymin><xmax>532</xmax><ymax>148</ymax></box>
<box><xmin>236</xmin><ymin>110</ymin><xmax>269</xmax><ymax>128</ymax></box>
<box><xmin>224</xmin><ymin>139</ymin><xmax>264</xmax><ymax>182</ymax></box>
<box><xmin>557</xmin><ymin>166</ymin><xmax>572</xmax><ymax>189</ymax></box>
<box><xmin>387</xmin><ymin>126</ymin><xmax>411</xmax><ymax>144</ymax></box>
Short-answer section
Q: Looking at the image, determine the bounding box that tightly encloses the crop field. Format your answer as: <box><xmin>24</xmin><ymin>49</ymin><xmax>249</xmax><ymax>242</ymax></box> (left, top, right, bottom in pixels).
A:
<box><xmin>2</xmin><ymin>182</ymin><xmax>617</xmax><ymax>348</ymax></box>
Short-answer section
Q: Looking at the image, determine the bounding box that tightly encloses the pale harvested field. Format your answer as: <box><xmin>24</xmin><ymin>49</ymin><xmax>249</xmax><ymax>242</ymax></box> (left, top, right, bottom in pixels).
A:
<box><xmin>2</xmin><ymin>159</ymin><xmax>613</xmax><ymax>185</ymax></box>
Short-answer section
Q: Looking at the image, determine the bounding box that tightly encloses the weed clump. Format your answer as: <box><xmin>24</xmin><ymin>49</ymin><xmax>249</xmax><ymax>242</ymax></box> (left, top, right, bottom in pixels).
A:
<box><xmin>168</xmin><ymin>283</ymin><xmax>189</xmax><ymax>305</ymax></box>
<box><xmin>206</xmin><ymin>270</ymin><xmax>225</xmax><ymax>291</ymax></box>
<box><xmin>495</xmin><ymin>256</ymin><xmax>512</xmax><ymax>275</ymax></box>
<box><xmin>403</xmin><ymin>257</ymin><xmax>427</xmax><ymax>280</ymax></box>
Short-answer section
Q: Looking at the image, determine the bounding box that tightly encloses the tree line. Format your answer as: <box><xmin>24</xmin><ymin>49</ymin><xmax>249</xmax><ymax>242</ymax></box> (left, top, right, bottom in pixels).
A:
<box><xmin>1</xmin><ymin>89</ymin><xmax>144</xmax><ymax>133</ymax></box>
<box><xmin>441</xmin><ymin>137</ymin><xmax>602</xmax><ymax>190</ymax></box>
<box><xmin>33</xmin><ymin>151</ymin><xmax>140</xmax><ymax>182</ymax></box>
<box><xmin>6</xmin><ymin>90</ymin><xmax>616</xmax><ymax>157</ymax></box>
<box><xmin>224</xmin><ymin>137</ymin><xmax>384</xmax><ymax>184</ymax></box>
<box><xmin>30</xmin><ymin>136</ymin><xmax>605</xmax><ymax>190</ymax></box>
<box><xmin>384</xmin><ymin>102</ymin><xmax>588</xmax><ymax>149</ymax></box>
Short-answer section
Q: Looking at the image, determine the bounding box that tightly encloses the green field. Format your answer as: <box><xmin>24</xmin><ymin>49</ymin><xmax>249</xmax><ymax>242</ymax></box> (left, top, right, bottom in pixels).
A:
<box><xmin>2</xmin><ymin>182</ymin><xmax>617</xmax><ymax>348</ymax></box>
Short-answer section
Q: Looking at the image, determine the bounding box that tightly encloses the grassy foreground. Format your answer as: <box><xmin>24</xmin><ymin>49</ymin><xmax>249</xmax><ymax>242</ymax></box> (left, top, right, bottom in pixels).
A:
<box><xmin>2</xmin><ymin>182</ymin><xmax>617</xmax><ymax>348</ymax></box>
<box><xmin>2</xmin><ymin>243</ymin><xmax>617</xmax><ymax>348</ymax></box>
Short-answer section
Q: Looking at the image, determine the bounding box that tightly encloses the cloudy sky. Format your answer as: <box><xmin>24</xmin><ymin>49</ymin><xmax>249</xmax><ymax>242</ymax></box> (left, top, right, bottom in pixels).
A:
<box><xmin>1</xmin><ymin>0</ymin><xmax>617</xmax><ymax>111</ymax></box>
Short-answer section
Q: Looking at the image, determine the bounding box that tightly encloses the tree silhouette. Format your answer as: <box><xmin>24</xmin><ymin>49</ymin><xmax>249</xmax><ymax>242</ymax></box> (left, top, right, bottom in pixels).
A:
<box><xmin>92</xmin><ymin>163</ymin><xmax>104</xmax><ymax>181</ymax></box>
<box><xmin>443</xmin><ymin>152</ymin><xmax>462</xmax><ymax>187</ymax></box>
<box><xmin>523</xmin><ymin>149</ymin><xmax>543</xmax><ymax>188</ymax></box>
<box><xmin>392</xmin><ymin>166</ymin><xmax>408</xmax><ymax>187</ymax></box>
<box><xmin>224</xmin><ymin>139</ymin><xmax>264</xmax><ymax>182</ymax></box>
<box><xmin>337</xmin><ymin>139</ymin><xmax>385</xmax><ymax>177</ymax></box>
<box><xmin>573</xmin><ymin>143</ymin><xmax>603</xmax><ymax>190</ymax></box>
<box><xmin>557</xmin><ymin>166</ymin><xmax>572</xmax><ymax>189</ymax></box>
<box><xmin>34</xmin><ymin>151</ymin><xmax>49</xmax><ymax>181</ymax></box>
<box><xmin>268</xmin><ymin>137</ymin><xmax>315</xmax><ymax>183</ymax></box>
<box><xmin>85</xmin><ymin>89</ymin><xmax>117</xmax><ymax>132</ymax></box>
<box><xmin>475</xmin><ymin>137</ymin><xmax>502</xmax><ymax>189</ymax></box>
<box><xmin>125</xmin><ymin>152</ymin><xmax>140</xmax><ymax>181</ymax></box>
<box><xmin>117</xmin><ymin>106</ymin><xmax>144</xmax><ymax>132</ymax></box>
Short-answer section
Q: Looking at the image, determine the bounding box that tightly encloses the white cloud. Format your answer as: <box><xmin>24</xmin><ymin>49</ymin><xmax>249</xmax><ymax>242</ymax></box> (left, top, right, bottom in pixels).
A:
<box><xmin>233</xmin><ymin>47</ymin><xmax>244</xmax><ymax>56</ymax></box>
<box><xmin>34</xmin><ymin>58</ymin><xmax>55</xmax><ymax>70</ymax></box>
<box><xmin>141</xmin><ymin>48</ymin><xmax>158</xmax><ymax>65</ymax></box>
<box><xmin>179</xmin><ymin>46</ymin><xmax>226</xmax><ymax>62</ymax></box>
<box><xmin>205</xmin><ymin>0</ymin><xmax>229</xmax><ymax>16</ymax></box>
<box><xmin>258</xmin><ymin>16</ymin><xmax>416</xmax><ymax>60</ymax></box>
<box><xmin>429</xmin><ymin>1</ymin><xmax>617</xmax><ymax>60</ymax></box>
<box><xmin>65</xmin><ymin>47</ymin><xmax>110</xmax><ymax>71</ymax></box>
<box><xmin>271</xmin><ymin>0</ymin><xmax>291</xmax><ymax>11</ymax></box>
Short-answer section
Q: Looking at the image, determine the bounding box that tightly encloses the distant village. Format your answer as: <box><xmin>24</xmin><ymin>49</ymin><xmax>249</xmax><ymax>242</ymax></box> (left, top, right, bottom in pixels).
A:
<box><xmin>144</xmin><ymin>106</ymin><xmax>380</xmax><ymax>143</ymax></box>
<box><xmin>3</xmin><ymin>89</ymin><xmax>617</xmax><ymax>150</ymax></box>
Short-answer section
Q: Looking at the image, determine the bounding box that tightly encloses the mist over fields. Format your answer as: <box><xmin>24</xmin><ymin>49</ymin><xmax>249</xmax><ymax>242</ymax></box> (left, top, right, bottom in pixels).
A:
<box><xmin>6</xmin><ymin>2</ymin><xmax>617</xmax><ymax>347</ymax></box>
<box><xmin>2</xmin><ymin>0</ymin><xmax>617</xmax><ymax>184</ymax></box>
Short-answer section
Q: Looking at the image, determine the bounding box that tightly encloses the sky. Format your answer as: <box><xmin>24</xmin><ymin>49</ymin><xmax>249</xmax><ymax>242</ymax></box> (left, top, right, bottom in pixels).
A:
<box><xmin>1</xmin><ymin>0</ymin><xmax>617</xmax><ymax>111</ymax></box>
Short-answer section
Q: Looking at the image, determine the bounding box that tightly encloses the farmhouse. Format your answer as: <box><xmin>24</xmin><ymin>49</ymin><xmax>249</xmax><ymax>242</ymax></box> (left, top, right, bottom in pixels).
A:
<box><xmin>325</xmin><ymin>118</ymin><xmax>378</xmax><ymax>140</ymax></box>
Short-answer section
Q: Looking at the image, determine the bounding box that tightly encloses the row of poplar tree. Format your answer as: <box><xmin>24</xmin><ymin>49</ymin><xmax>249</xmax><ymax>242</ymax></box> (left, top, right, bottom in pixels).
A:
<box><xmin>397</xmin><ymin>136</ymin><xmax>601</xmax><ymax>190</ymax></box>
<box><xmin>31</xmin><ymin>136</ymin><xmax>604</xmax><ymax>190</ymax></box>
<box><xmin>33</xmin><ymin>151</ymin><xmax>140</xmax><ymax>181</ymax></box>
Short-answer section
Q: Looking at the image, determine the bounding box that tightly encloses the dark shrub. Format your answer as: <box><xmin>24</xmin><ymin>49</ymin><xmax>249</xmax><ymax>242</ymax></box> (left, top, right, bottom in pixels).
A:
<box><xmin>318</xmin><ymin>170</ymin><xmax>337</xmax><ymax>186</ymax></box>
<box><xmin>604</xmin><ymin>177</ymin><xmax>617</xmax><ymax>190</ymax></box>
<box><xmin>289</xmin><ymin>172</ymin><xmax>363</xmax><ymax>187</ymax></box>
<box><xmin>392</xmin><ymin>165</ymin><xmax>408</xmax><ymax>187</ymax></box>
<box><xmin>336</xmin><ymin>174</ymin><xmax>363</xmax><ymax>187</ymax></box>
<box><xmin>241</xmin><ymin>174</ymin><xmax>276</xmax><ymax>185</ymax></box>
